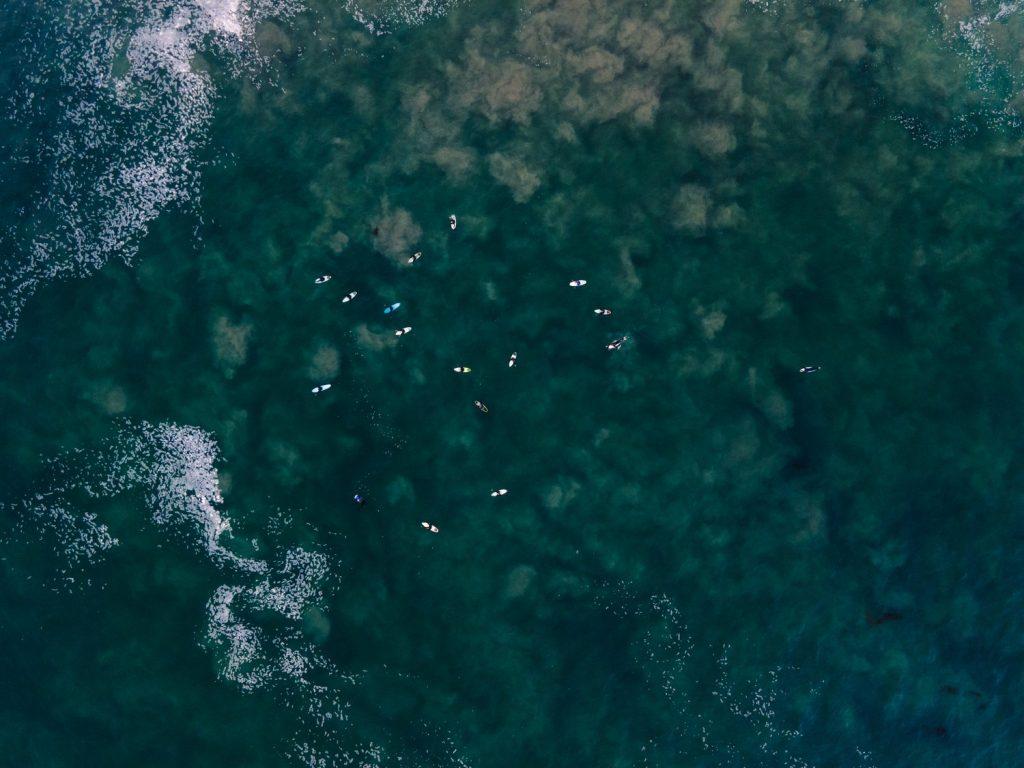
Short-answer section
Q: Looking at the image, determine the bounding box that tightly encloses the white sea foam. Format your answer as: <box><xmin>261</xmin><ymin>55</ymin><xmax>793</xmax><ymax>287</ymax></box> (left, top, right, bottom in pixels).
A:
<box><xmin>198</xmin><ymin>0</ymin><xmax>246</xmax><ymax>37</ymax></box>
<box><xmin>6</xmin><ymin>420</ymin><xmax>264</xmax><ymax>573</ymax></box>
<box><xmin>595</xmin><ymin>585</ymin><xmax>858</xmax><ymax>767</ymax></box>
<box><xmin>204</xmin><ymin>548</ymin><xmax>339</xmax><ymax>692</ymax></box>
<box><xmin>892</xmin><ymin>2</ymin><xmax>1024</xmax><ymax>145</ymax></box>
<box><xmin>744</xmin><ymin>0</ymin><xmax>781</xmax><ymax>12</ymax></box>
<box><xmin>344</xmin><ymin>0</ymin><xmax>461</xmax><ymax>36</ymax></box>
<box><xmin>4</xmin><ymin>419</ymin><xmax>373</xmax><ymax>761</ymax></box>
<box><xmin>940</xmin><ymin>0</ymin><xmax>1024</xmax><ymax>99</ymax></box>
<box><xmin>205</xmin><ymin>547</ymin><xmax>382</xmax><ymax>766</ymax></box>
<box><xmin>0</xmin><ymin>0</ymin><xmax>300</xmax><ymax>341</ymax></box>
<box><xmin>6</xmin><ymin>497</ymin><xmax>119</xmax><ymax>582</ymax></box>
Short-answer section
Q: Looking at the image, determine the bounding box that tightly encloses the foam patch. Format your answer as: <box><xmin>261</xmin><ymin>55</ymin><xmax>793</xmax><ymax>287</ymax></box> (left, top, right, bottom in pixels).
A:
<box><xmin>0</xmin><ymin>0</ymin><xmax>301</xmax><ymax>340</ymax></box>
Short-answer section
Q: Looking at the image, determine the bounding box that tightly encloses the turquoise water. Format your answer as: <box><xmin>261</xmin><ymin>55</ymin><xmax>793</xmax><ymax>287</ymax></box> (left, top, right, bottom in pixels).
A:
<box><xmin>3</xmin><ymin>0</ymin><xmax>1024</xmax><ymax>765</ymax></box>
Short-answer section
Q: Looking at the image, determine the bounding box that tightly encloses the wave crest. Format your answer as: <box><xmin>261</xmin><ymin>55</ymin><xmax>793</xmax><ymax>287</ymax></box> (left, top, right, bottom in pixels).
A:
<box><xmin>0</xmin><ymin>0</ymin><xmax>300</xmax><ymax>341</ymax></box>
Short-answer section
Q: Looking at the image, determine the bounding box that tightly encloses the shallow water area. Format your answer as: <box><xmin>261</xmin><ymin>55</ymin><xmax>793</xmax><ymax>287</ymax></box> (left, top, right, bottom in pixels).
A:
<box><xmin>3</xmin><ymin>0</ymin><xmax>1024</xmax><ymax>765</ymax></box>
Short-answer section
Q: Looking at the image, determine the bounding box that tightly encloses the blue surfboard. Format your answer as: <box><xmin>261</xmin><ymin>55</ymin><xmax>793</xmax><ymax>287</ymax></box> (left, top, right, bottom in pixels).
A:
<box><xmin>384</xmin><ymin>302</ymin><xmax>401</xmax><ymax>314</ymax></box>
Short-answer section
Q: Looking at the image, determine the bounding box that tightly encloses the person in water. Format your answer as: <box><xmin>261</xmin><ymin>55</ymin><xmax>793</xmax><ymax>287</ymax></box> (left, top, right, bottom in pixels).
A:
<box><xmin>353</xmin><ymin>494</ymin><xmax>366</xmax><ymax>506</ymax></box>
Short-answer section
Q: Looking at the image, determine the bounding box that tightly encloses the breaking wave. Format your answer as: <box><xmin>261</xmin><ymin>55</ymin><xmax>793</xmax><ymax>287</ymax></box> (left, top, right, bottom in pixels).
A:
<box><xmin>2</xmin><ymin>419</ymin><xmax>469</xmax><ymax>766</ymax></box>
<box><xmin>3</xmin><ymin>420</ymin><xmax>356</xmax><ymax>761</ymax></box>
<box><xmin>5</xmin><ymin>420</ymin><xmax>264</xmax><ymax>575</ymax></box>
<box><xmin>0</xmin><ymin>0</ymin><xmax>301</xmax><ymax>341</ymax></box>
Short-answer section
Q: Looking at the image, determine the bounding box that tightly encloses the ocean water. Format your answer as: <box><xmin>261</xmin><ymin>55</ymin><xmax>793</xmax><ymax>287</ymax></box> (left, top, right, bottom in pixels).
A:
<box><xmin>2</xmin><ymin>0</ymin><xmax>1024</xmax><ymax>765</ymax></box>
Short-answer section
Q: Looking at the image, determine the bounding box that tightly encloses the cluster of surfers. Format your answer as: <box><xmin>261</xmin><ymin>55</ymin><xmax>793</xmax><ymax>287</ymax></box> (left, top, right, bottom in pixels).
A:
<box><xmin>312</xmin><ymin>214</ymin><xmax>822</xmax><ymax>533</ymax></box>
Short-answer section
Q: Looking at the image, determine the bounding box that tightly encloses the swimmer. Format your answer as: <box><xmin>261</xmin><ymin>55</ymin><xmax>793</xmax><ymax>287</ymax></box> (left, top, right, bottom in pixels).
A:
<box><xmin>569</xmin><ymin>279</ymin><xmax>587</xmax><ymax>287</ymax></box>
<box><xmin>490</xmin><ymin>488</ymin><xmax>508</xmax><ymax>497</ymax></box>
<box><xmin>449</xmin><ymin>214</ymin><xmax>457</xmax><ymax>230</ymax></box>
<box><xmin>594</xmin><ymin>308</ymin><xmax>612</xmax><ymax>316</ymax></box>
<box><xmin>799</xmin><ymin>365</ymin><xmax>821</xmax><ymax>374</ymax></box>
<box><xmin>407</xmin><ymin>251</ymin><xmax>422</xmax><ymax>264</ymax></box>
<box><xmin>341</xmin><ymin>291</ymin><xmax>358</xmax><ymax>303</ymax></box>
<box><xmin>606</xmin><ymin>336</ymin><xmax>628</xmax><ymax>350</ymax></box>
<box><xmin>395</xmin><ymin>327</ymin><xmax>412</xmax><ymax>336</ymax></box>
<box><xmin>315</xmin><ymin>275</ymin><xmax>332</xmax><ymax>284</ymax></box>
<box><xmin>508</xmin><ymin>352</ymin><xmax>517</xmax><ymax>368</ymax></box>
<box><xmin>312</xmin><ymin>384</ymin><xmax>332</xmax><ymax>394</ymax></box>
<box><xmin>421</xmin><ymin>521</ymin><xmax>439</xmax><ymax>533</ymax></box>
<box><xmin>353</xmin><ymin>494</ymin><xmax>366</xmax><ymax>506</ymax></box>
<box><xmin>453</xmin><ymin>366</ymin><xmax>472</xmax><ymax>374</ymax></box>
<box><xmin>474</xmin><ymin>400</ymin><xmax>489</xmax><ymax>413</ymax></box>
<box><xmin>384</xmin><ymin>302</ymin><xmax>401</xmax><ymax>314</ymax></box>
